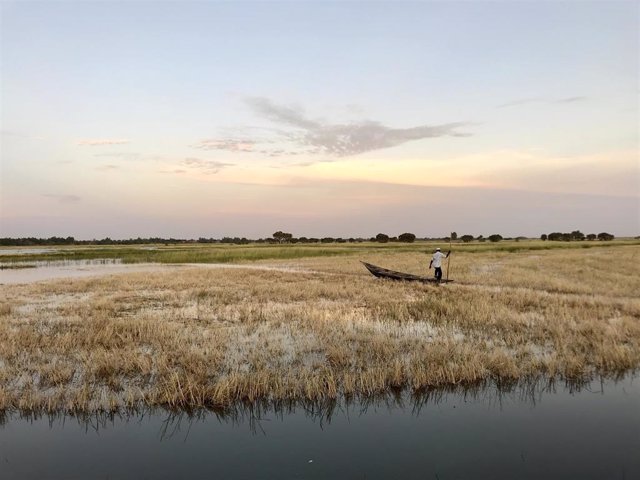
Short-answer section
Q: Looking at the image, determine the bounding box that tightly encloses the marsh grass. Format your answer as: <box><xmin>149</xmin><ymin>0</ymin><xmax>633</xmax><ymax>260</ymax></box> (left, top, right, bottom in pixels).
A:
<box><xmin>0</xmin><ymin>245</ymin><xmax>638</xmax><ymax>413</ymax></box>
<box><xmin>1</xmin><ymin>239</ymin><xmax>638</xmax><ymax>265</ymax></box>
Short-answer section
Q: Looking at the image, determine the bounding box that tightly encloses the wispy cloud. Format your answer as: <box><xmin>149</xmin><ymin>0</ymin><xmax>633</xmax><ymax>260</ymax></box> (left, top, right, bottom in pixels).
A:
<box><xmin>92</xmin><ymin>152</ymin><xmax>140</xmax><ymax>160</ymax></box>
<box><xmin>1</xmin><ymin>130</ymin><xmax>47</xmax><ymax>141</ymax></box>
<box><xmin>498</xmin><ymin>96</ymin><xmax>587</xmax><ymax>108</ymax></box>
<box><xmin>196</xmin><ymin>97</ymin><xmax>471</xmax><ymax>159</ymax></box>
<box><xmin>43</xmin><ymin>194</ymin><xmax>81</xmax><ymax>203</ymax></box>
<box><xmin>246</xmin><ymin>97</ymin><xmax>321</xmax><ymax>130</ymax></box>
<box><xmin>182</xmin><ymin>158</ymin><xmax>234</xmax><ymax>174</ymax></box>
<box><xmin>248</xmin><ymin>97</ymin><xmax>471</xmax><ymax>157</ymax></box>
<box><xmin>553</xmin><ymin>96</ymin><xmax>587</xmax><ymax>104</ymax></box>
<box><xmin>193</xmin><ymin>139</ymin><xmax>255</xmax><ymax>152</ymax></box>
<box><xmin>96</xmin><ymin>164</ymin><xmax>120</xmax><ymax>171</ymax></box>
<box><xmin>77</xmin><ymin>139</ymin><xmax>130</xmax><ymax>146</ymax></box>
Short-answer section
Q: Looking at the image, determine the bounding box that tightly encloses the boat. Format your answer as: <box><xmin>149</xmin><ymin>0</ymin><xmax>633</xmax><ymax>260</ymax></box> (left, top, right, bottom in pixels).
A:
<box><xmin>361</xmin><ymin>261</ymin><xmax>453</xmax><ymax>283</ymax></box>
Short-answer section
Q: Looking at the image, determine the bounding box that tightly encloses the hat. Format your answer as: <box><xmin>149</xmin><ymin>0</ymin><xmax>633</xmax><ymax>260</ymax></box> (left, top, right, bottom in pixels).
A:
<box><xmin>436</xmin><ymin>248</ymin><xmax>441</xmax><ymax>251</ymax></box>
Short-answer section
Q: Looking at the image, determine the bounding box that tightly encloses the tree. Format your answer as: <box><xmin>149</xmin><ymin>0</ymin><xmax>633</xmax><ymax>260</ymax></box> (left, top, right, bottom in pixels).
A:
<box><xmin>488</xmin><ymin>234</ymin><xmax>503</xmax><ymax>242</ymax></box>
<box><xmin>272</xmin><ymin>231</ymin><xmax>293</xmax><ymax>243</ymax></box>
<box><xmin>597</xmin><ymin>232</ymin><xmax>614</xmax><ymax>241</ymax></box>
<box><xmin>460</xmin><ymin>234</ymin><xmax>474</xmax><ymax>243</ymax></box>
<box><xmin>586</xmin><ymin>233</ymin><xmax>596</xmax><ymax>241</ymax></box>
<box><xmin>398</xmin><ymin>232</ymin><xmax>416</xmax><ymax>243</ymax></box>
<box><xmin>570</xmin><ymin>230</ymin><xmax>585</xmax><ymax>241</ymax></box>
<box><xmin>375</xmin><ymin>233</ymin><xmax>390</xmax><ymax>243</ymax></box>
<box><xmin>540</xmin><ymin>234</ymin><xmax>547</xmax><ymax>241</ymax></box>
<box><xmin>450</xmin><ymin>232</ymin><xmax>458</xmax><ymax>241</ymax></box>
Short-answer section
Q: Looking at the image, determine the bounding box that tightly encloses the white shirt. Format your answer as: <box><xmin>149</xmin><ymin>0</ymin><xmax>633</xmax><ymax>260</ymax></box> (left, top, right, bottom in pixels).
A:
<box><xmin>431</xmin><ymin>251</ymin><xmax>447</xmax><ymax>268</ymax></box>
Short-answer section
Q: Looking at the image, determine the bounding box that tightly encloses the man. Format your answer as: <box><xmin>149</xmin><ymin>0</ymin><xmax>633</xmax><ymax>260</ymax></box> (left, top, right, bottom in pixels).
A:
<box><xmin>429</xmin><ymin>247</ymin><xmax>450</xmax><ymax>282</ymax></box>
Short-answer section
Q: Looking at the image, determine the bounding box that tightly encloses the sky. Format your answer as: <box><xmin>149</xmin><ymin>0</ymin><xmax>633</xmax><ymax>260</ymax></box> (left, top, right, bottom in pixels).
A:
<box><xmin>0</xmin><ymin>0</ymin><xmax>638</xmax><ymax>239</ymax></box>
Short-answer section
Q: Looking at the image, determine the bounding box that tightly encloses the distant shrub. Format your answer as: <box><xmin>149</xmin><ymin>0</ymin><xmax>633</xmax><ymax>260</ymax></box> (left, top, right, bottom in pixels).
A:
<box><xmin>597</xmin><ymin>232</ymin><xmax>614</xmax><ymax>241</ymax></box>
<box><xmin>398</xmin><ymin>233</ymin><xmax>416</xmax><ymax>243</ymax></box>
<box><xmin>375</xmin><ymin>233</ymin><xmax>389</xmax><ymax>243</ymax></box>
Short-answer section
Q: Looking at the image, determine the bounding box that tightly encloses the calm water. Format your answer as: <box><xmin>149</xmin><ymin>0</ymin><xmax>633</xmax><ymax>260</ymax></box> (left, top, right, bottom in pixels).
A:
<box><xmin>1</xmin><ymin>375</ymin><xmax>638</xmax><ymax>479</ymax></box>
<box><xmin>0</xmin><ymin>259</ymin><xmax>181</xmax><ymax>285</ymax></box>
<box><xmin>0</xmin><ymin>260</ymin><xmax>311</xmax><ymax>285</ymax></box>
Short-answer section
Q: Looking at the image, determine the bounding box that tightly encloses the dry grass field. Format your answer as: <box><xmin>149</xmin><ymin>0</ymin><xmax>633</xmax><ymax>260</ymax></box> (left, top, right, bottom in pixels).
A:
<box><xmin>0</xmin><ymin>244</ymin><xmax>638</xmax><ymax>413</ymax></box>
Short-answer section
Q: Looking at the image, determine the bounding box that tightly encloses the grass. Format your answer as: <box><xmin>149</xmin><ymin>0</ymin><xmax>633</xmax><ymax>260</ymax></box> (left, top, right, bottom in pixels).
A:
<box><xmin>1</xmin><ymin>238</ymin><xmax>638</xmax><ymax>265</ymax></box>
<box><xmin>0</xmin><ymin>244</ymin><xmax>638</xmax><ymax>413</ymax></box>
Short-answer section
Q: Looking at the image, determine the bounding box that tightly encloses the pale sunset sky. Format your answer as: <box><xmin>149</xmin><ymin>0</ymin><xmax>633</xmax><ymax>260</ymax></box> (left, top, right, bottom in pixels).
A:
<box><xmin>1</xmin><ymin>0</ymin><xmax>638</xmax><ymax>239</ymax></box>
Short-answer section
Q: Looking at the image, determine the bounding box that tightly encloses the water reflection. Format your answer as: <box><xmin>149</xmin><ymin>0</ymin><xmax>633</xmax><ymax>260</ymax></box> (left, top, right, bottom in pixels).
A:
<box><xmin>0</xmin><ymin>259</ymin><xmax>181</xmax><ymax>284</ymax></box>
<box><xmin>0</xmin><ymin>258</ymin><xmax>123</xmax><ymax>268</ymax></box>
<box><xmin>0</xmin><ymin>248</ymin><xmax>61</xmax><ymax>256</ymax></box>
<box><xmin>1</xmin><ymin>375</ymin><xmax>638</xmax><ymax>479</ymax></box>
<box><xmin>1</xmin><ymin>374</ymin><xmax>636</xmax><ymax>435</ymax></box>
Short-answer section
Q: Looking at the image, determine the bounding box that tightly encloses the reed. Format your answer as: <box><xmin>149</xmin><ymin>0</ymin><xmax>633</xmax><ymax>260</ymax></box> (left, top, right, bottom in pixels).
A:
<box><xmin>0</xmin><ymin>244</ymin><xmax>638</xmax><ymax>413</ymax></box>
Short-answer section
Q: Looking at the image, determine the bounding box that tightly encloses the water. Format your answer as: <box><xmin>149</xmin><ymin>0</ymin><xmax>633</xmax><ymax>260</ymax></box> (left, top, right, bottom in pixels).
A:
<box><xmin>0</xmin><ymin>248</ymin><xmax>61</xmax><ymax>256</ymax></box>
<box><xmin>0</xmin><ymin>259</ymin><xmax>183</xmax><ymax>285</ymax></box>
<box><xmin>1</xmin><ymin>375</ymin><xmax>638</xmax><ymax>479</ymax></box>
<box><xmin>0</xmin><ymin>260</ymin><xmax>312</xmax><ymax>285</ymax></box>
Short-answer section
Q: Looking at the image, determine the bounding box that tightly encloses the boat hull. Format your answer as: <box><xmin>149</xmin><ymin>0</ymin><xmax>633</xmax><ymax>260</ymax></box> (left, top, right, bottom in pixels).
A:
<box><xmin>361</xmin><ymin>261</ymin><xmax>453</xmax><ymax>283</ymax></box>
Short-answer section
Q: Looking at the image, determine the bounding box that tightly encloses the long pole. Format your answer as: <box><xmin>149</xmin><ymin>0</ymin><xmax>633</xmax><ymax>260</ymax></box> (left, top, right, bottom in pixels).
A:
<box><xmin>446</xmin><ymin>235</ymin><xmax>452</xmax><ymax>282</ymax></box>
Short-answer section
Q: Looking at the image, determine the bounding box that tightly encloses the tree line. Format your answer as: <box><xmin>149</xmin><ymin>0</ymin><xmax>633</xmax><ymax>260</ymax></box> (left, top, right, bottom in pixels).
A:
<box><xmin>0</xmin><ymin>232</ymin><xmax>431</xmax><ymax>246</ymax></box>
<box><xmin>449</xmin><ymin>231</ymin><xmax>616</xmax><ymax>243</ymax></box>
<box><xmin>0</xmin><ymin>230</ymin><xmax>620</xmax><ymax>246</ymax></box>
<box><xmin>540</xmin><ymin>231</ymin><xmax>614</xmax><ymax>241</ymax></box>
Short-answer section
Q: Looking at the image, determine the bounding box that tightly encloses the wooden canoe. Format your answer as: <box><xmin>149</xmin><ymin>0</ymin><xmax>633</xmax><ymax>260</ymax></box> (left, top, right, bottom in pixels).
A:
<box><xmin>361</xmin><ymin>261</ymin><xmax>453</xmax><ymax>283</ymax></box>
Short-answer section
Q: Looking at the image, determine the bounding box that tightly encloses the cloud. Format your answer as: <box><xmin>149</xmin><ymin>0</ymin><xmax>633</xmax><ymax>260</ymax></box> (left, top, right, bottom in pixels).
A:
<box><xmin>193</xmin><ymin>139</ymin><xmax>255</xmax><ymax>152</ymax></box>
<box><xmin>96</xmin><ymin>164</ymin><xmax>120</xmax><ymax>171</ymax></box>
<box><xmin>181</xmin><ymin>158</ymin><xmax>234</xmax><ymax>174</ymax></box>
<box><xmin>1</xmin><ymin>131</ymin><xmax>47</xmax><ymax>141</ymax></box>
<box><xmin>77</xmin><ymin>139</ymin><xmax>130</xmax><ymax>146</ymax></box>
<box><xmin>245</xmin><ymin>97</ymin><xmax>321</xmax><ymax>130</ymax></box>
<box><xmin>287</xmin><ymin>119</ymin><xmax>471</xmax><ymax>157</ymax></box>
<box><xmin>196</xmin><ymin>97</ymin><xmax>471</xmax><ymax>159</ymax></box>
<box><xmin>92</xmin><ymin>152</ymin><xmax>141</xmax><ymax>160</ymax></box>
<box><xmin>247</xmin><ymin>97</ymin><xmax>471</xmax><ymax>157</ymax></box>
<box><xmin>498</xmin><ymin>96</ymin><xmax>587</xmax><ymax>108</ymax></box>
<box><xmin>553</xmin><ymin>96</ymin><xmax>587</xmax><ymax>104</ymax></box>
<box><xmin>43</xmin><ymin>194</ymin><xmax>81</xmax><ymax>203</ymax></box>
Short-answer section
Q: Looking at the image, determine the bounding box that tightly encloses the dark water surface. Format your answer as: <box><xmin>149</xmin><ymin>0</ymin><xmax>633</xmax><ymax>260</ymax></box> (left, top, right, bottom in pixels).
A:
<box><xmin>1</xmin><ymin>375</ymin><xmax>638</xmax><ymax>479</ymax></box>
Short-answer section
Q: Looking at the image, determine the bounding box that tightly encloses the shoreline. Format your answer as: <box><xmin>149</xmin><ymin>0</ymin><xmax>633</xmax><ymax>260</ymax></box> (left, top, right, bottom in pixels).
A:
<box><xmin>2</xmin><ymin>370</ymin><xmax>636</xmax><ymax>417</ymax></box>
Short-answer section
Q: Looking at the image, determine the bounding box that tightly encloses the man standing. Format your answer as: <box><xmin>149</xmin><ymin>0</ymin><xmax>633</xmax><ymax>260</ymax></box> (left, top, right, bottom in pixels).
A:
<box><xmin>429</xmin><ymin>247</ymin><xmax>450</xmax><ymax>282</ymax></box>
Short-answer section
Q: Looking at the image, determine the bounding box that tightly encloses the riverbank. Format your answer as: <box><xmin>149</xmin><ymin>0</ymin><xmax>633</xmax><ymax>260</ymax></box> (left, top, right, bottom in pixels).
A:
<box><xmin>1</xmin><ymin>245</ymin><xmax>638</xmax><ymax>413</ymax></box>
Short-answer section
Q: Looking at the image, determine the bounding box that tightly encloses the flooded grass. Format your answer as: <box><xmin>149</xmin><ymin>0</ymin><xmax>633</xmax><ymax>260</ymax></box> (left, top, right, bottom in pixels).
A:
<box><xmin>0</xmin><ymin>244</ymin><xmax>638</xmax><ymax>413</ymax></box>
